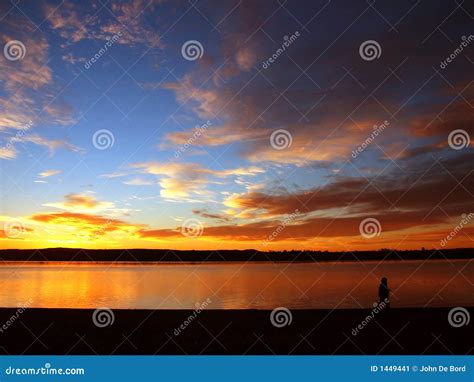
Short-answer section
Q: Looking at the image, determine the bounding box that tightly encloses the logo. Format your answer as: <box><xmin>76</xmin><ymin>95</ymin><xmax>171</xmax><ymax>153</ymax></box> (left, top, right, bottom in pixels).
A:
<box><xmin>359</xmin><ymin>40</ymin><xmax>381</xmax><ymax>61</ymax></box>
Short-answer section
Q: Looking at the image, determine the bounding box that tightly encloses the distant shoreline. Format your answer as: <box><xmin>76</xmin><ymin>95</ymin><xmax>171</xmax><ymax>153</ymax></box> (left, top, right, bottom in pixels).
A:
<box><xmin>0</xmin><ymin>258</ymin><xmax>472</xmax><ymax>266</ymax></box>
<box><xmin>0</xmin><ymin>248</ymin><xmax>473</xmax><ymax>262</ymax></box>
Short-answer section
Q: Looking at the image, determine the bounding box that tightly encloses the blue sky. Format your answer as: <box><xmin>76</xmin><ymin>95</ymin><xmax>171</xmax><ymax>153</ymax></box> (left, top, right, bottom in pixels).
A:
<box><xmin>0</xmin><ymin>0</ymin><xmax>473</xmax><ymax>250</ymax></box>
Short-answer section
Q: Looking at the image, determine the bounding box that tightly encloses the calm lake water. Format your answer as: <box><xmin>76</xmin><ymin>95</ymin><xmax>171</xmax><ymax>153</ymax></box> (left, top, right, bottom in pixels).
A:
<box><xmin>0</xmin><ymin>260</ymin><xmax>472</xmax><ymax>309</ymax></box>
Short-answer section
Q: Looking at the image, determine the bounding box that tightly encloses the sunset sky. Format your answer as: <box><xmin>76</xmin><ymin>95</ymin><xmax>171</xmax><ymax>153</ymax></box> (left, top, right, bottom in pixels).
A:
<box><xmin>0</xmin><ymin>0</ymin><xmax>473</xmax><ymax>251</ymax></box>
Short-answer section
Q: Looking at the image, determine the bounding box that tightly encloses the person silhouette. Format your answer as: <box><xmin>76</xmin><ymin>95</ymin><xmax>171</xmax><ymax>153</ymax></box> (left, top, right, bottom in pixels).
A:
<box><xmin>378</xmin><ymin>277</ymin><xmax>390</xmax><ymax>308</ymax></box>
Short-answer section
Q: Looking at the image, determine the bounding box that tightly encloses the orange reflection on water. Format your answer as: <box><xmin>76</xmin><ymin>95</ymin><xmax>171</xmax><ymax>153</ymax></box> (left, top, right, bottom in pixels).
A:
<box><xmin>0</xmin><ymin>260</ymin><xmax>472</xmax><ymax>309</ymax></box>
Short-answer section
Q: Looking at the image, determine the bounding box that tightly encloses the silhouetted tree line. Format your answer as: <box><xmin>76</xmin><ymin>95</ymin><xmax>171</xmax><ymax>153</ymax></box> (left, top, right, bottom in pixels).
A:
<box><xmin>0</xmin><ymin>248</ymin><xmax>472</xmax><ymax>262</ymax></box>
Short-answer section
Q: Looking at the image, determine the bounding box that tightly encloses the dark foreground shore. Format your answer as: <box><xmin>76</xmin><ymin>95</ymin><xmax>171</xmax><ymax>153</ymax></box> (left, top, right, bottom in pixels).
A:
<box><xmin>0</xmin><ymin>307</ymin><xmax>471</xmax><ymax>355</ymax></box>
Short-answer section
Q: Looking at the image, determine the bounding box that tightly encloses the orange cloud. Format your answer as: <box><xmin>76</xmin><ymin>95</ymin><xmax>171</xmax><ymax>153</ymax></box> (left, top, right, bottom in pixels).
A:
<box><xmin>44</xmin><ymin>193</ymin><xmax>115</xmax><ymax>213</ymax></box>
<box><xmin>224</xmin><ymin>153</ymin><xmax>474</xmax><ymax>220</ymax></box>
<box><xmin>0</xmin><ymin>146</ymin><xmax>18</xmax><ymax>160</ymax></box>
<box><xmin>409</xmin><ymin>101</ymin><xmax>473</xmax><ymax>138</ymax></box>
<box><xmin>0</xmin><ymin>34</ymin><xmax>52</xmax><ymax>90</ymax></box>
<box><xmin>137</xmin><ymin>211</ymin><xmax>449</xmax><ymax>243</ymax></box>
<box><xmin>235</xmin><ymin>46</ymin><xmax>257</xmax><ymax>71</ymax></box>
<box><xmin>162</xmin><ymin>78</ymin><xmax>228</xmax><ymax>119</ymax></box>
<box><xmin>44</xmin><ymin>3</ymin><xmax>88</xmax><ymax>42</ymax></box>
<box><xmin>165</xmin><ymin>123</ymin><xmax>268</xmax><ymax>148</ymax></box>
<box><xmin>43</xmin><ymin>101</ymin><xmax>76</xmax><ymax>126</ymax></box>
<box><xmin>30</xmin><ymin>212</ymin><xmax>142</xmax><ymax>238</ymax></box>
<box><xmin>164</xmin><ymin>76</ymin><xmax>391</xmax><ymax>164</ymax></box>
<box><xmin>0</xmin><ymin>228</ymin><xmax>33</xmax><ymax>240</ymax></box>
<box><xmin>0</xmin><ymin>94</ymin><xmax>35</xmax><ymax>132</ymax></box>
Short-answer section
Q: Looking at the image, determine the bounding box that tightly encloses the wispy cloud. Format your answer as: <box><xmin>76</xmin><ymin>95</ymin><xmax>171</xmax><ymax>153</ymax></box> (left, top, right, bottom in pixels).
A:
<box><xmin>0</xmin><ymin>146</ymin><xmax>18</xmax><ymax>160</ymax></box>
<box><xmin>123</xmin><ymin>178</ymin><xmax>155</xmax><ymax>186</ymax></box>
<box><xmin>131</xmin><ymin>162</ymin><xmax>263</xmax><ymax>201</ymax></box>
<box><xmin>38</xmin><ymin>169</ymin><xmax>62</xmax><ymax>178</ymax></box>
<box><xmin>1</xmin><ymin>134</ymin><xmax>83</xmax><ymax>160</ymax></box>
<box><xmin>0</xmin><ymin>33</ymin><xmax>52</xmax><ymax>90</ymax></box>
<box><xmin>44</xmin><ymin>0</ymin><xmax>162</xmax><ymax>48</ymax></box>
<box><xmin>17</xmin><ymin>134</ymin><xmax>84</xmax><ymax>155</ymax></box>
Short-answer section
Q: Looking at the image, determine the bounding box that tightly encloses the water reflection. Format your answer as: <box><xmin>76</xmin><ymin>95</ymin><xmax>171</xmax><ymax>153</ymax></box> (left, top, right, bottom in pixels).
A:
<box><xmin>0</xmin><ymin>260</ymin><xmax>472</xmax><ymax>309</ymax></box>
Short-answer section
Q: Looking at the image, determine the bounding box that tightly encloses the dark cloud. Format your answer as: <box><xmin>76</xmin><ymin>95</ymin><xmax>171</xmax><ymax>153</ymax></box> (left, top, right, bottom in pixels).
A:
<box><xmin>225</xmin><ymin>152</ymin><xmax>474</xmax><ymax>218</ymax></box>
